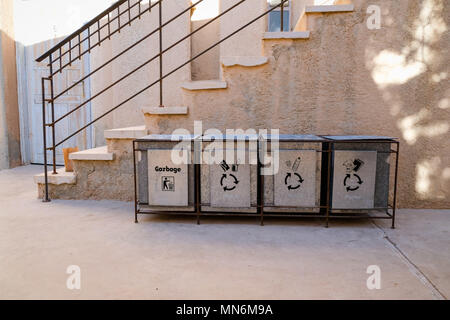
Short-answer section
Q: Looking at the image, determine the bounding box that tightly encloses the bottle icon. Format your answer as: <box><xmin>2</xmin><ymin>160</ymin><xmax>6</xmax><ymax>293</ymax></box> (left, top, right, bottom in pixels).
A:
<box><xmin>292</xmin><ymin>157</ymin><xmax>301</xmax><ymax>172</ymax></box>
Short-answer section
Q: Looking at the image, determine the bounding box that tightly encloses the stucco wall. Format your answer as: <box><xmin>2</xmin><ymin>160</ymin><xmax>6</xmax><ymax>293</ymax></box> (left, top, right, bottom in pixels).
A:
<box><xmin>145</xmin><ymin>0</ymin><xmax>449</xmax><ymax>209</ymax></box>
<box><xmin>191</xmin><ymin>0</ymin><xmax>221</xmax><ymax>80</ymax></box>
<box><xmin>0</xmin><ymin>0</ymin><xmax>21</xmax><ymax>169</ymax></box>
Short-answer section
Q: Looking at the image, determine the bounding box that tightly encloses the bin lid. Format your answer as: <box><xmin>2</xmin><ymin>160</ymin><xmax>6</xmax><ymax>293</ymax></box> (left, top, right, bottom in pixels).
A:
<box><xmin>202</xmin><ymin>134</ymin><xmax>259</xmax><ymax>141</ymax></box>
<box><xmin>259</xmin><ymin>134</ymin><xmax>326</xmax><ymax>142</ymax></box>
<box><xmin>136</xmin><ymin>134</ymin><xmax>201</xmax><ymax>142</ymax></box>
<box><xmin>322</xmin><ymin>135</ymin><xmax>397</xmax><ymax>141</ymax></box>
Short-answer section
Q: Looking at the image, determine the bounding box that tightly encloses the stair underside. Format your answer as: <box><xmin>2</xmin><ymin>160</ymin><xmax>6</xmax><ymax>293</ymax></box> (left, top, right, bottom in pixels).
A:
<box><xmin>181</xmin><ymin>80</ymin><xmax>228</xmax><ymax>91</ymax></box>
<box><xmin>142</xmin><ymin>106</ymin><xmax>188</xmax><ymax>115</ymax></box>
<box><xmin>104</xmin><ymin>125</ymin><xmax>148</xmax><ymax>140</ymax></box>
<box><xmin>305</xmin><ymin>4</ymin><xmax>354</xmax><ymax>13</ymax></box>
<box><xmin>221</xmin><ymin>56</ymin><xmax>269</xmax><ymax>67</ymax></box>
<box><xmin>263</xmin><ymin>31</ymin><xmax>310</xmax><ymax>40</ymax></box>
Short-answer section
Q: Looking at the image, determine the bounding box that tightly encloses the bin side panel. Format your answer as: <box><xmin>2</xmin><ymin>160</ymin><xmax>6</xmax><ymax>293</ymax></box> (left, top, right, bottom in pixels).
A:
<box><xmin>138</xmin><ymin>150</ymin><xmax>149</xmax><ymax>204</ymax></box>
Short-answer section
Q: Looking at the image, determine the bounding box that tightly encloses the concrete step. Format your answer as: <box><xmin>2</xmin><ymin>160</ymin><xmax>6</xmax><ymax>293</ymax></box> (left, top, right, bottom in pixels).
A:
<box><xmin>104</xmin><ymin>125</ymin><xmax>148</xmax><ymax>140</ymax></box>
<box><xmin>263</xmin><ymin>31</ymin><xmax>311</xmax><ymax>40</ymax></box>
<box><xmin>181</xmin><ymin>80</ymin><xmax>228</xmax><ymax>91</ymax></box>
<box><xmin>141</xmin><ymin>106</ymin><xmax>188</xmax><ymax>115</ymax></box>
<box><xmin>69</xmin><ymin>146</ymin><xmax>114</xmax><ymax>161</ymax></box>
<box><xmin>295</xmin><ymin>4</ymin><xmax>355</xmax><ymax>31</ymax></box>
<box><xmin>34</xmin><ymin>167</ymin><xmax>76</xmax><ymax>185</ymax></box>
<box><xmin>305</xmin><ymin>4</ymin><xmax>354</xmax><ymax>13</ymax></box>
<box><xmin>221</xmin><ymin>56</ymin><xmax>269</xmax><ymax>68</ymax></box>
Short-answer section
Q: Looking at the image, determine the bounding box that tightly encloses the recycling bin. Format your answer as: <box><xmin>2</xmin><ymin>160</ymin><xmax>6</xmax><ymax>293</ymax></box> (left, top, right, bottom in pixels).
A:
<box><xmin>323</xmin><ymin>135</ymin><xmax>396</xmax><ymax>212</ymax></box>
<box><xmin>132</xmin><ymin>134</ymin><xmax>399</xmax><ymax>227</ymax></box>
<box><xmin>200</xmin><ymin>134</ymin><xmax>258</xmax><ymax>213</ymax></box>
<box><xmin>259</xmin><ymin>134</ymin><xmax>325</xmax><ymax>213</ymax></box>
<box><xmin>134</xmin><ymin>134</ymin><xmax>200</xmax><ymax>213</ymax></box>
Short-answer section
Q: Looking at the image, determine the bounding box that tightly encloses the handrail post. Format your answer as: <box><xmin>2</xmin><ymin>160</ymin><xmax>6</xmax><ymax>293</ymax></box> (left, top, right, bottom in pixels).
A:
<box><xmin>159</xmin><ymin>0</ymin><xmax>164</xmax><ymax>107</ymax></box>
<box><xmin>280</xmin><ymin>0</ymin><xmax>284</xmax><ymax>31</ymax></box>
<box><xmin>49</xmin><ymin>55</ymin><xmax>57</xmax><ymax>174</ymax></box>
<box><xmin>41</xmin><ymin>77</ymin><xmax>50</xmax><ymax>202</ymax></box>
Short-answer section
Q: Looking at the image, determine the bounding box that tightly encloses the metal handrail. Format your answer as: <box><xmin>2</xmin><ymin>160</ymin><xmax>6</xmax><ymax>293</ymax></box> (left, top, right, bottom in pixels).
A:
<box><xmin>36</xmin><ymin>0</ymin><xmax>157</xmax><ymax>63</ymax></box>
<box><xmin>38</xmin><ymin>0</ymin><xmax>289</xmax><ymax>202</ymax></box>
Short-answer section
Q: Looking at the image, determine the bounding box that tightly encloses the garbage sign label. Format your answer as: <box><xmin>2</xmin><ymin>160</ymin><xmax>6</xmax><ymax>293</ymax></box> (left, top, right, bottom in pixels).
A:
<box><xmin>148</xmin><ymin>150</ymin><xmax>188</xmax><ymax>206</ymax></box>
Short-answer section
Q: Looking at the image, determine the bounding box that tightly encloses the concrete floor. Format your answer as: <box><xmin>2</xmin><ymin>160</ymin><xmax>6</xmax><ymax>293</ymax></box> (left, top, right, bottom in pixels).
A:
<box><xmin>0</xmin><ymin>165</ymin><xmax>449</xmax><ymax>300</ymax></box>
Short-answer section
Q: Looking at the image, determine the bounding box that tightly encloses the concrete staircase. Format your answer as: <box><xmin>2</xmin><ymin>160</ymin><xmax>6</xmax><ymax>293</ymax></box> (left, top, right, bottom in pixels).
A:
<box><xmin>34</xmin><ymin>2</ymin><xmax>356</xmax><ymax>201</ymax></box>
<box><xmin>34</xmin><ymin>126</ymin><xmax>147</xmax><ymax>201</ymax></box>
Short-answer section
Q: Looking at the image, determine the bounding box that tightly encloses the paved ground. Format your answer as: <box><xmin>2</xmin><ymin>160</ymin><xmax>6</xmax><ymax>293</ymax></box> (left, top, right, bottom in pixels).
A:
<box><xmin>0</xmin><ymin>165</ymin><xmax>448</xmax><ymax>299</ymax></box>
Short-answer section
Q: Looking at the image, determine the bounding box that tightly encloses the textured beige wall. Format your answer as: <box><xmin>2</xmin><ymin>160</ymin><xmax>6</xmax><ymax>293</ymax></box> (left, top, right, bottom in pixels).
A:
<box><xmin>145</xmin><ymin>0</ymin><xmax>449</xmax><ymax>209</ymax></box>
<box><xmin>191</xmin><ymin>0</ymin><xmax>221</xmax><ymax>80</ymax></box>
<box><xmin>191</xmin><ymin>18</ymin><xmax>221</xmax><ymax>80</ymax></box>
<box><xmin>90</xmin><ymin>0</ymin><xmax>314</xmax><ymax>143</ymax></box>
<box><xmin>219</xmin><ymin>0</ymin><xmax>266</xmax><ymax>58</ymax></box>
<box><xmin>0</xmin><ymin>0</ymin><xmax>21</xmax><ymax>169</ymax></box>
<box><xmin>218</xmin><ymin>0</ymin><xmax>313</xmax><ymax>59</ymax></box>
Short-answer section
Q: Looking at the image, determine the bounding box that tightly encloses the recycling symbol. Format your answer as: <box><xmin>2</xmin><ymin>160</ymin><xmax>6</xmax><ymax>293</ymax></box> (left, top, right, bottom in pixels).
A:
<box><xmin>283</xmin><ymin>156</ymin><xmax>304</xmax><ymax>191</ymax></box>
<box><xmin>343</xmin><ymin>173</ymin><xmax>363</xmax><ymax>192</ymax></box>
<box><xmin>220</xmin><ymin>173</ymin><xmax>239</xmax><ymax>191</ymax></box>
<box><xmin>219</xmin><ymin>160</ymin><xmax>240</xmax><ymax>192</ymax></box>
<box><xmin>343</xmin><ymin>158</ymin><xmax>364</xmax><ymax>192</ymax></box>
<box><xmin>285</xmin><ymin>172</ymin><xmax>304</xmax><ymax>190</ymax></box>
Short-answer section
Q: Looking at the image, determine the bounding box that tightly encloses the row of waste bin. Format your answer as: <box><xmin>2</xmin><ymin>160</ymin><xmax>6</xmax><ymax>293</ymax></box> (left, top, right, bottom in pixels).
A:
<box><xmin>133</xmin><ymin>134</ymin><xmax>399</xmax><ymax>226</ymax></box>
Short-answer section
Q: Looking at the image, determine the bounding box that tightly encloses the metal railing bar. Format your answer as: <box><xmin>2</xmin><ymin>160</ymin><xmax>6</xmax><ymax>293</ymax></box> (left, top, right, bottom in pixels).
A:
<box><xmin>48</xmin><ymin>58</ymin><xmax>57</xmax><ymax>173</ymax></box>
<box><xmin>108</xmin><ymin>9</ymin><xmax>111</xmax><ymax>39</ymax></box>
<box><xmin>44</xmin><ymin>0</ymin><xmax>154</xmax><ymax>67</ymax></box>
<box><xmin>87</xmin><ymin>27</ymin><xmax>91</xmax><ymax>52</ymax></box>
<box><xmin>51</xmin><ymin>0</ymin><xmax>206</xmax><ymax>103</ymax></box>
<box><xmin>41</xmin><ymin>77</ymin><xmax>50</xmax><ymax>201</ymax></box>
<box><xmin>59</xmin><ymin>48</ymin><xmax>62</xmax><ymax>73</ymax></box>
<box><xmin>69</xmin><ymin>40</ymin><xmax>72</xmax><ymax>63</ymax></box>
<box><xmin>36</xmin><ymin>0</ymin><xmax>160</xmax><ymax>62</ymax></box>
<box><xmin>159</xmin><ymin>1</ymin><xmax>163</xmax><ymax>106</ymax></box>
<box><xmin>97</xmin><ymin>20</ymin><xmax>101</xmax><ymax>46</ymax></box>
<box><xmin>78</xmin><ymin>34</ymin><xmax>81</xmax><ymax>59</ymax></box>
<box><xmin>54</xmin><ymin>0</ymin><xmax>288</xmax><ymax>148</ymax></box>
<box><xmin>128</xmin><ymin>0</ymin><xmax>132</xmax><ymax>26</ymax></box>
<box><xmin>118</xmin><ymin>6</ymin><xmax>121</xmax><ymax>32</ymax></box>
<box><xmin>50</xmin><ymin>0</ymin><xmax>165</xmax><ymax>76</ymax></box>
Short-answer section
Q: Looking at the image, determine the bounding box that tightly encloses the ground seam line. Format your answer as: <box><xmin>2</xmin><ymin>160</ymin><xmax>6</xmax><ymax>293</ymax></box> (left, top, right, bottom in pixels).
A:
<box><xmin>371</xmin><ymin>221</ymin><xmax>446</xmax><ymax>300</ymax></box>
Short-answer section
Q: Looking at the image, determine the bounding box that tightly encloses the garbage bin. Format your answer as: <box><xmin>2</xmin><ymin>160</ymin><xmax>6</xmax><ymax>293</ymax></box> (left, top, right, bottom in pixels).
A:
<box><xmin>259</xmin><ymin>134</ymin><xmax>326</xmax><ymax>213</ymax></box>
<box><xmin>132</xmin><ymin>134</ymin><xmax>399</xmax><ymax>227</ymax></box>
<box><xmin>200</xmin><ymin>134</ymin><xmax>258</xmax><ymax>213</ymax></box>
<box><xmin>323</xmin><ymin>135</ymin><xmax>396</xmax><ymax>211</ymax></box>
<box><xmin>134</xmin><ymin>134</ymin><xmax>200</xmax><ymax>214</ymax></box>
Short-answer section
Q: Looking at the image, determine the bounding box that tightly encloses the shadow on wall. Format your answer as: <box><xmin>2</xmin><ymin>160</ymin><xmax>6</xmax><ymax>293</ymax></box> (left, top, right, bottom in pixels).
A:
<box><xmin>364</xmin><ymin>0</ymin><xmax>449</xmax><ymax>206</ymax></box>
<box><xmin>248</xmin><ymin>0</ymin><xmax>449</xmax><ymax>208</ymax></box>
